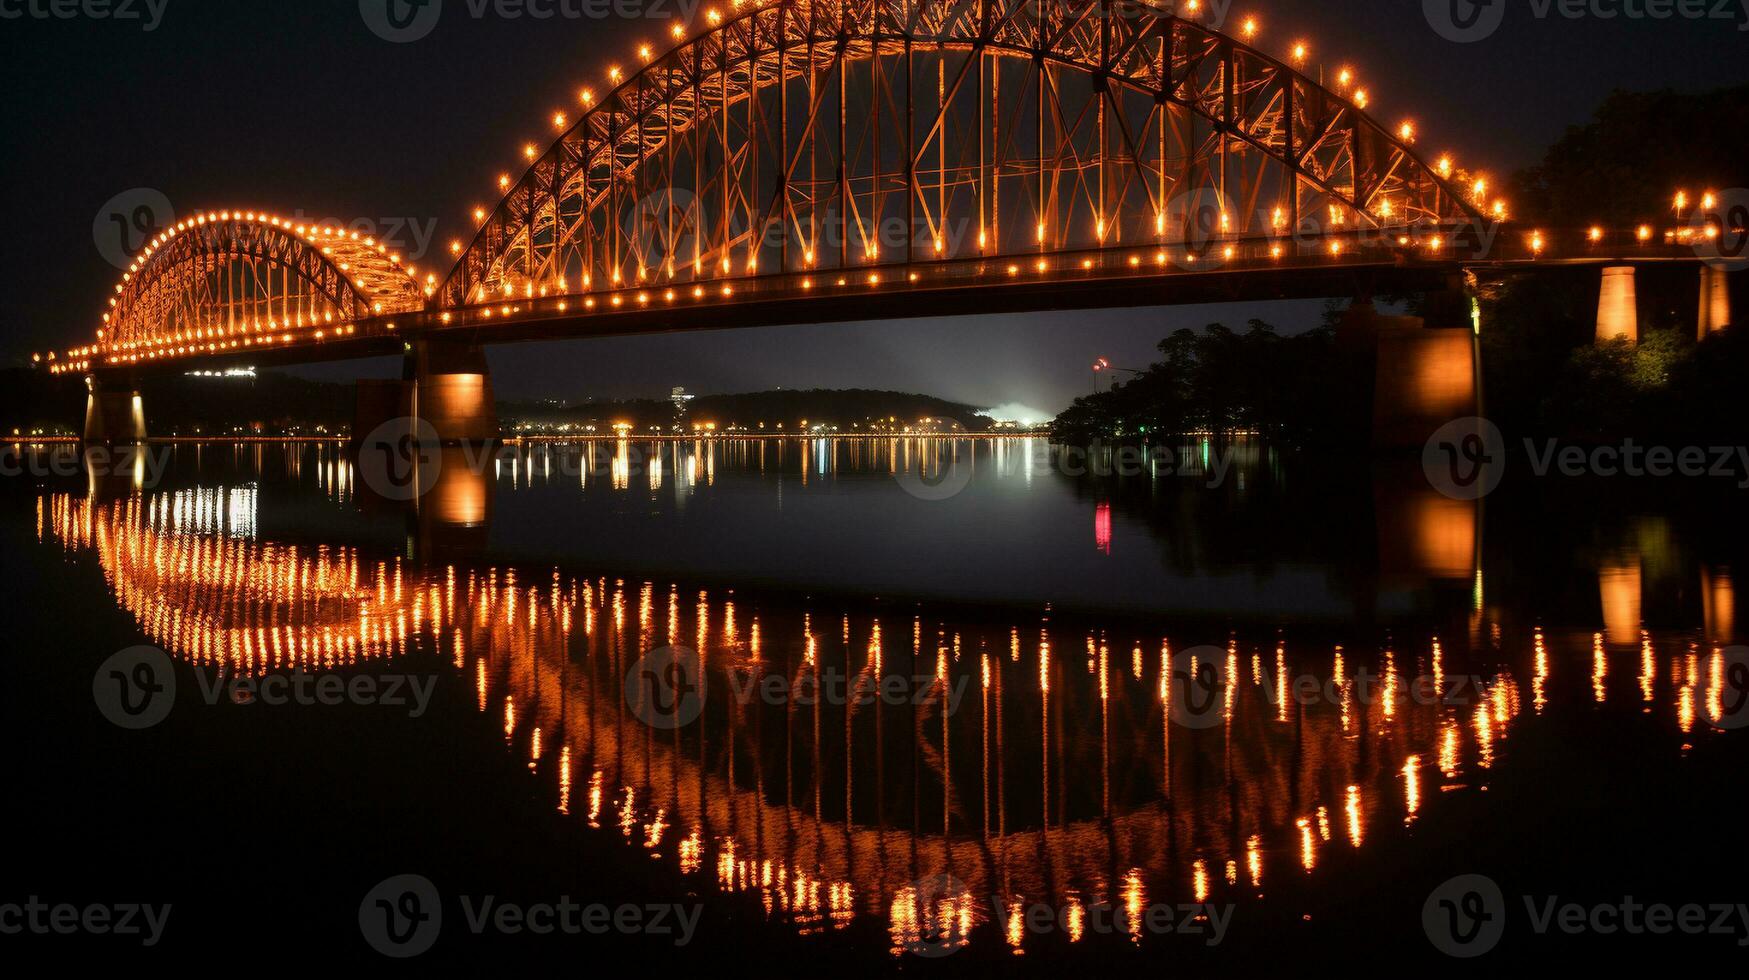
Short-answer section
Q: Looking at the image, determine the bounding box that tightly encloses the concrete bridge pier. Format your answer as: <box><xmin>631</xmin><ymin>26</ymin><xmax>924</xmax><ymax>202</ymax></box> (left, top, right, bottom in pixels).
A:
<box><xmin>1698</xmin><ymin>264</ymin><xmax>1733</xmax><ymax>338</ymax></box>
<box><xmin>1596</xmin><ymin>266</ymin><xmax>1639</xmax><ymax>344</ymax></box>
<box><xmin>351</xmin><ymin>340</ymin><xmax>497</xmax><ymax>446</ymax></box>
<box><xmin>409</xmin><ymin>339</ymin><xmax>497</xmax><ymax>445</ymax></box>
<box><xmin>81</xmin><ymin>376</ymin><xmax>147</xmax><ymax>444</ymax></box>
<box><xmin>1345</xmin><ymin>280</ymin><xmax>1481</xmax><ymax>451</ymax></box>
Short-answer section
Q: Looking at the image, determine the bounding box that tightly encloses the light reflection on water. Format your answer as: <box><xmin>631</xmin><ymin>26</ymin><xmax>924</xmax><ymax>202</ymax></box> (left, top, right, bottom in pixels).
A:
<box><xmin>33</xmin><ymin>437</ymin><xmax>1745</xmax><ymax>956</ymax></box>
<box><xmin>211</xmin><ymin>435</ymin><xmax>1483</xmax><ymax>617</ymax></box>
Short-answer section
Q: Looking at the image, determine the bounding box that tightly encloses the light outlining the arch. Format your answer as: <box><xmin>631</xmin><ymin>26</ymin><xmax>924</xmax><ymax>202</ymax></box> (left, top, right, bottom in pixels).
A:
<box><xmin>441</xmin><ymin>0</ymin><xmax>1492</xmax><ymax>308</ymax></box>
<box><xmin>54</xmin><ymin>212</ymin><xmax>427</xmax><ymax>373</ymax></box>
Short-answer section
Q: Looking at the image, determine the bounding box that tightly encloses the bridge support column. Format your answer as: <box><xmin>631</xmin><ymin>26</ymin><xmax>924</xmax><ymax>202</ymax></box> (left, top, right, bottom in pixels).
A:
<box><xmin>409</xmin><ymin>339</ymin><xmax>497</xmax><ymax>445</ymax></box>
<box><xmin>1596</xmin><ymin>266</ymin><xmax>1639</xmax><ymax>344</ymax></box>
<box><xmin>82</xmin><ymin>377</ymin><xmax>147</xmax><ymax>445</ymax></box>
<box><xmin>1698</xmin><ymin>264</ymin><xmax>1733</xmax><ymax>339</ymax></box>
<box><xmin>1346</xmin><ymin>289</ymin><xmax>1480</xmax><ymax>451</ymax></box>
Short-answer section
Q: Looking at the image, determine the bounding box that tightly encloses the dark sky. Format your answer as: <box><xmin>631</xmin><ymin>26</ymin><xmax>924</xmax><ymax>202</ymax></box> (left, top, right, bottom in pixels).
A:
<box><xmin>3</xmin><ymin>0</ymin><xmax>1742</xmax><ymax>417</ymax></box>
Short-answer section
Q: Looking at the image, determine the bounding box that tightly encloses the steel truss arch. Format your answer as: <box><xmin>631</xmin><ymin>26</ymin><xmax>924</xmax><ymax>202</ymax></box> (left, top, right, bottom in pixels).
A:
<box><xmin>443</xmin><ymin>0</ymin><xmax>1483</xmax><ymax>308</ymax></box>
<box><xmin>103</xmin><ymin>214</ymin><xmax>427</xmax><ymax>356</ymax></box>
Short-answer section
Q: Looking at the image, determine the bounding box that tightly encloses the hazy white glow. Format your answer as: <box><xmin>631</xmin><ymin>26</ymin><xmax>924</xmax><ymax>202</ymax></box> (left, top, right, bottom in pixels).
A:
<box><xmin>982</xmin><ymin>403</ymin><xmax>1050</xmax><ymax>426</ymax></box>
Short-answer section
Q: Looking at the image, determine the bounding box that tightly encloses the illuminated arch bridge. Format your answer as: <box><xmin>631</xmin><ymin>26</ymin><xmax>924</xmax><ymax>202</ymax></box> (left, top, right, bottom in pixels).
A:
<box><xmin>47</xmin><ymin>0</ymin><xmax>1730</xmax><ymax>440</ymax></box>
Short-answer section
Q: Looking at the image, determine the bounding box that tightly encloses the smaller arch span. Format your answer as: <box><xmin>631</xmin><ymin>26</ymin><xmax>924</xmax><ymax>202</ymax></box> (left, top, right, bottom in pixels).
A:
<box><xmin>88</xmin><ymin>211</ymin><xmax>429</xmax><ymax>368</ymax></box>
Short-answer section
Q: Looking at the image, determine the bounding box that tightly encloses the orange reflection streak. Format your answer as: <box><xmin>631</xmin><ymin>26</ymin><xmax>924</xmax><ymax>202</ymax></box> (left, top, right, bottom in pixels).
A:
<box><xmin>1533</xmin><ymin>629</ymin><xmax>1549</xmax><ymax>714</ymax></box>
<box><xmin>37</xmin><ymin>489</ymin><xmax>1728</xmax><ymax>955</ymax></box>
<box><xmin>1403</xmin><ymin>756</ymin><xmax>1422</xmax><ymax>824</ymax></box>
<box><xmin>1642</xmin><ymin>634</ymin><xmax>1658</xmax><ymax>706</ymax></box>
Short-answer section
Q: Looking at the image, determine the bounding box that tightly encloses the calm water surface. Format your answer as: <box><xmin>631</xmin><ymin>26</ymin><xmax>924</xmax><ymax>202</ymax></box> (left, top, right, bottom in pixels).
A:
<box><xmin>6</xmin><ymin>437</ymin><xmax>1748</xmax><ymax>970</ymax></box>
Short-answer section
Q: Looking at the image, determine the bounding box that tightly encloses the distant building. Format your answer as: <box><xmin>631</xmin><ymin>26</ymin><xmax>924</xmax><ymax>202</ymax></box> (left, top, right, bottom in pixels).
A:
<box><xmin>670</xmin><ymin>386</ymin><xmax>694</xmax><ymax>428</ymax></box>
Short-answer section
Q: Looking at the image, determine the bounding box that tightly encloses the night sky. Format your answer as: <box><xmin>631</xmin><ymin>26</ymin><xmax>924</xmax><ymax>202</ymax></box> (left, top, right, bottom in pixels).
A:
<box><xmin>2</xmin><ymin>0</ymin><xmax>1742</xmax><ymax>418</ymax></box>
